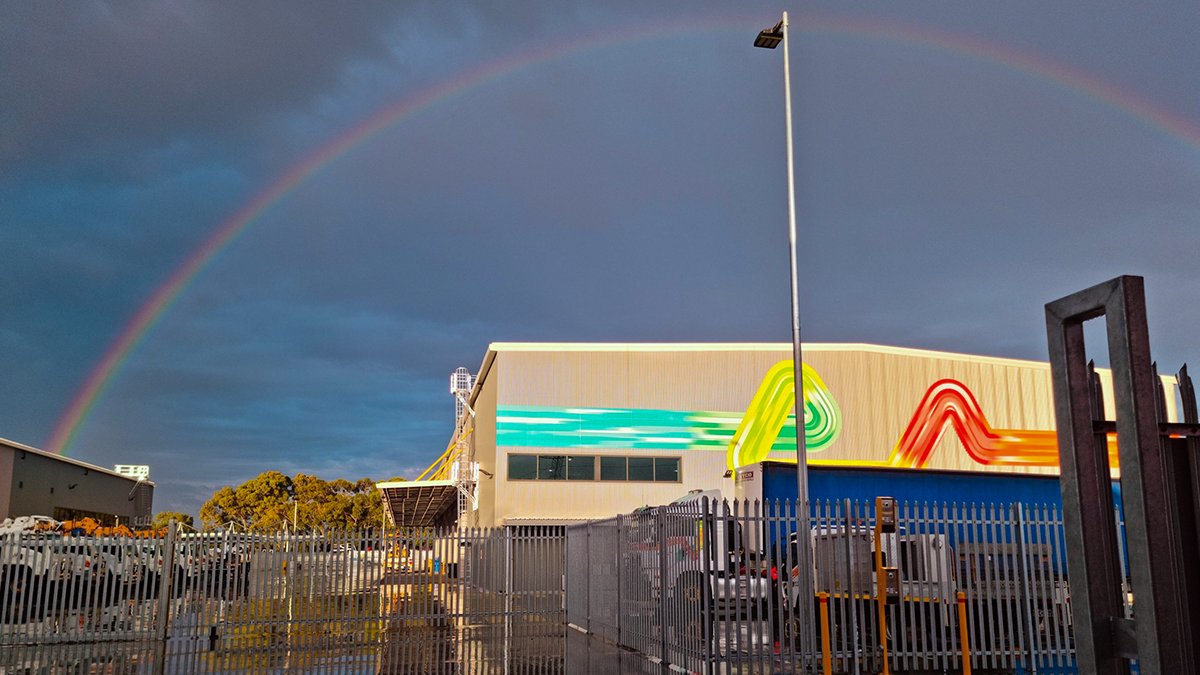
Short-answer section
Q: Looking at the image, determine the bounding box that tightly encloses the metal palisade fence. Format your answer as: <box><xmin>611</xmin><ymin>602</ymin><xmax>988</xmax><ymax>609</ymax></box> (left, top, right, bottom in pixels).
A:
<box><xmin>0</xmin><ymin>525</ymin><xmax>565</xmax><ymax>674</ymax></box>
<box><xmin>566</xmin><ymin>496</ymin><xmax>1087</xmax><ymax>674</ymax></box>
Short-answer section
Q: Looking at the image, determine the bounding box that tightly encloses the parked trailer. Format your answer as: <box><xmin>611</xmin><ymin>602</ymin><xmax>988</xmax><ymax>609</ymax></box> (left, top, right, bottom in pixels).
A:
<box><xmin>745</xmin><ymin>464</ymin><xmax>1079</xmax><ymax>670</ymax></box>
<box><xmin>569</xmin><ymin>480</ymin><xmax>1081</xmax><ymax>672</ymax></box>
<box><xmin>747</xmin><ymin>462</ymin><xmax>1068</xmax><ymax>508</ymax></box>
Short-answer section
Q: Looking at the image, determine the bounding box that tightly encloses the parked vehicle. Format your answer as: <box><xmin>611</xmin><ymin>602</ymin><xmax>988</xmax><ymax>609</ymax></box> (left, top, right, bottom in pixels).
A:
<box><xmin>0</xmin><ymin>537</ymin><xmax>124</xmax><ymax>619</ymax></box>
<box><xmin>0</xmin><ymin>542</ymin><xmax>48</xmax><ymax>620</ymax></box>
<box><xmin>746</xmin><ymin>462</ymin><xmax>1074</xmax><ymax>639</ymax></box>
<box><xmin>625</xmin><ymin>489</ymin><xmax>774</xmax><ymax>630</ymax></box>
<box><xmin>171</xmin><ymin>536</ymin><xmax>253</xmax><ymax>594</ymax></box>
<box><xmin>120</xmin><ymin>541</ymin><xmax>168</xmax><ymax>594</ymax></box>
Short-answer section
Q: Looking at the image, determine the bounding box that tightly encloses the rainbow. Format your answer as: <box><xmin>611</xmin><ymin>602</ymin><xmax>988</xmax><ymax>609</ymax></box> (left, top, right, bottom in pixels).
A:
<box><xmin>48</xmin><ymin>13</ymin><xmax>1200</xmax><ymax>455</ymax></box>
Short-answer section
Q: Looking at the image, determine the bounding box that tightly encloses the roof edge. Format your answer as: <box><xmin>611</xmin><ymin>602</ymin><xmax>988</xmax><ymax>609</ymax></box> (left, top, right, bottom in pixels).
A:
<box><xmin>0</xmin><ymin>438</ymin><xmax>155</xmax><ymax>486</ymax></box>
<box><xmin>484</xmin><ymin>341</ymin><xmax>1054</xmax><ymax>368</ymax></box>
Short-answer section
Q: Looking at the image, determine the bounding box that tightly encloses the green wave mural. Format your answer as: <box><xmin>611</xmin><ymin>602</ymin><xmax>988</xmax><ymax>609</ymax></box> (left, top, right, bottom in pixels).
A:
<box><xmin>496</xmin><ymin>406</ymin><xmax>785</xmax><ymax>450</ymax></box>
<box><xmin>495</xmin><ymin>361</ymin><xmax>843</xmax><ymax>462</ymax></box>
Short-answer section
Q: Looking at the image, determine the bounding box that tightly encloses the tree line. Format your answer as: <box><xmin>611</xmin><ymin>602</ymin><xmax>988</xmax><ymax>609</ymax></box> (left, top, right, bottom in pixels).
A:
<box><xmin>192</xmin><ymin>471</ymin><xmax>402</xmax><ymax>533</ymax></box>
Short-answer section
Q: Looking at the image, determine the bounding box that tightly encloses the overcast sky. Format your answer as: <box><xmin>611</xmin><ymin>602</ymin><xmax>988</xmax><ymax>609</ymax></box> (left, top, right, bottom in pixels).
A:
<box><xmin>3</xmin><ymin>2</ymin><xmax>1199</xmax><ymax>516</ymax></box>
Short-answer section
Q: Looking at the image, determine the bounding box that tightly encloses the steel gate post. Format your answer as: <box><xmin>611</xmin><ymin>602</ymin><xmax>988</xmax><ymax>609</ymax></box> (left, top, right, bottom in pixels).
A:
<box><xmin>843</xmin><ymin>499</ymin><xmax>861</xmax><ymax>675</ymax></box>
<box><xmin>505</xmin><ymin>527</ymin><xmax>512</xmax><ymax>675</ymax></box>
<box><xmin>585</xmin><ymin>522</ymin><xmax>592</xmax><ymax>633</ymax></box>
<box><xmin>1045</xmin><ymin>275</ymin><xmax>1194</xmax><ymax>674</ymax></box>
<box><xmin>1014</xmin><ymin>503</ymin><xmax>1040</xmax><ymax>674</ymax></box>
<box><xmin>152</xmin><ymin>523</ymin><xmax>178</xmax><ymax>675</ymax></box>
<box><xmin>657</xmin><ymin>507</ymin><xmax>668</xmax><ymax>665</ymax></box>
<box><xmin>1173</xmin><ymin>366</ymin><xmax>1200</xmax><ymax>653</ymax></box>
<box><xmin>617</xmin><ymin>516</ymin><xmax>626</xmax><ymax>648</ymax></box>
<box><xmin>701</xmin><ymin>496</ymin><xmax>713</xmax><ymax>675</ymax></box>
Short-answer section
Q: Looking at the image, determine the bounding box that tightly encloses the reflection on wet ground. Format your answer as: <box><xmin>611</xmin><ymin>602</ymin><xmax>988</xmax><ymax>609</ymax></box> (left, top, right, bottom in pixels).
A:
<box><xmin>0</xmin><ymin>529</ymin><xmax>602</xmax><ymax>672</ymax></box>
<box><xmin>0</xmin><ymin>557</ymin><xmax>666</xmax><ymax>673</ymax></box>
<box><xmin>0</xmin><ymin>623</ymin><xmax>667</xmax><ymax>674</ymax></box>
<box><xmin>377</xmin><ymin>589</ymin><xmax>561</xmax><ymax>674</ymax></box>
<box><xmin>0</xmin><ymin>624</ymin><xmax>657</xmax><ymax>667</ymax></box>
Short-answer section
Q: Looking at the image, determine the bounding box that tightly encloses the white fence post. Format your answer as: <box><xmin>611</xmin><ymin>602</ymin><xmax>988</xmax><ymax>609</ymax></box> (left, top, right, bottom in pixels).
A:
<box><xmin>152</xmin><ymin>524</ymin><xmax>178</xmax><ymax>675</ymax></box>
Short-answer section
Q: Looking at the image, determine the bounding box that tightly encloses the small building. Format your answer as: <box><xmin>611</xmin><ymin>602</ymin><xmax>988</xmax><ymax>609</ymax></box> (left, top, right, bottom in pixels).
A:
<box><xmin>0</xmin><ymin>438</ymin><xmax>154</xmax><ymax>526</ymax></box>
<box><xmin>379</xmin><ymin>342</ymin><xmax>1177</xmax><ymax>529</ymax></box>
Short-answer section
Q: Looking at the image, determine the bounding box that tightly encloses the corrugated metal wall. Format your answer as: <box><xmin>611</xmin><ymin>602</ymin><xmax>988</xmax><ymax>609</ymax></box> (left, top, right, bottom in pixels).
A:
<box><xmin>469</xmin><ymin>343</ymin><xmax>1178</xmax><ymax>526</ymax></box>
<box><xmin>471</xmin><ymin>362</ymin><xmax>499</xmax><ymax>529</ymax></box>
<box><xmin>496</xmin><ymin>348</ymin><xmax>787</xmax><ymax>411</ymax></box>
<box><xmin>814</xmin><ymin>347</ymin><xmax>1060</xmax><ymax>474</ymax></box>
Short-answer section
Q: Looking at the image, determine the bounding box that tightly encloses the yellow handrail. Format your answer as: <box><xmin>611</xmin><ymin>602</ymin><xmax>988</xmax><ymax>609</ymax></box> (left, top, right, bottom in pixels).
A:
<box><xmin>414</xmin><ymin>443</ymin><xmax>454</xmax><ymax>482</ymax></box>
<box><xmin>414</xmin><ymin>427</ymin><xmax>475</xmax><ymax>482</ymax></box>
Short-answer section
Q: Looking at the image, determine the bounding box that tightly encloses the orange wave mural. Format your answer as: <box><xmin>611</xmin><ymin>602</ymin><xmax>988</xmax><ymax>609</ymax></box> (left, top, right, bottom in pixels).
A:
<box><xmin>886</xmin><ymin>379</ymin><xmax>1118</xmax><ymax>469</ymax></box>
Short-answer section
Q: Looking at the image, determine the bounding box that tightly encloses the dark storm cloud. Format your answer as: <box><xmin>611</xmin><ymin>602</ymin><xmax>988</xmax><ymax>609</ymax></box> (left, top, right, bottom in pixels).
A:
<box><xmin>3</xmin><ymin>2</ymin><xmax>1199</xmax><ymax>516</ymax></box>
<box><xmin>0</xmin><ymin>1</ymin><xmax>416</xmax><ymax>166</ymax></box>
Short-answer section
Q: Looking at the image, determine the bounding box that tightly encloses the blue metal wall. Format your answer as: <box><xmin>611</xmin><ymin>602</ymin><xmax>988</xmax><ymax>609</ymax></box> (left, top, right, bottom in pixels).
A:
<box><xmin>764</xmin><ymin>462</ymin><xmax>1126</xmax><ymax>517</ymax></box>
<box><xmin>763</xmin><ymin>463</ymin><xmax>1066</xmax><ymax>507</ymax></box>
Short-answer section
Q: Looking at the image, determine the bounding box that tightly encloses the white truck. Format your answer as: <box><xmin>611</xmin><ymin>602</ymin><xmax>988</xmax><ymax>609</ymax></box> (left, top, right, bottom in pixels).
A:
<box><xmin>624</xmin><ymin>490</ymin><xmax>774</xmax><ymax>632</ymax></box>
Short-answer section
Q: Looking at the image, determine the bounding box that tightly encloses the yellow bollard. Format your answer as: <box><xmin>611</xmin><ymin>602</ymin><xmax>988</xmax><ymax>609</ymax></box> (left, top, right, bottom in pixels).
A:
<box><xmin>874</xmin><ymin>497</ymin><xmax>895</xmax><ymax>675</ymax></box>
<box><xmin>957</xmin><ymin>591</ymin><xmax>972</xmax><ymax>675</ymax></box>
<box><xmin>818</xmin><ymin>592</ymin><xmax>833</xmax><ymax>675</ymax></box>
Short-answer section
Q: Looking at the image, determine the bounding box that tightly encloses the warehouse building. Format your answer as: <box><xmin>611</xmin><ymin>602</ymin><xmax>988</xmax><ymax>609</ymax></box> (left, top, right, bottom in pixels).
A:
<box><xmin>0</xmin><ymin>438</ymin><xmax>154</xmax><ymax>526</ymax></box>
<box><xmin>379</xmin><ymin>342</ymin><xmax>1174</xmax><ymax>528</ymax></box>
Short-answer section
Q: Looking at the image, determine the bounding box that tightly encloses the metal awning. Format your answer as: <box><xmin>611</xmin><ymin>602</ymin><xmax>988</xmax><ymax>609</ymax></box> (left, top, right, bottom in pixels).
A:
<box><xmin>377</xmin><ymin>479</ymin><xmax>457</xmax><ymax>527</ymax></box>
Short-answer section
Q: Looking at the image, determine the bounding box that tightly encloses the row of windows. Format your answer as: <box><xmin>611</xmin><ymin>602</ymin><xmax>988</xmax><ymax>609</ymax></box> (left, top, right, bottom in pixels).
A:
<box><xmin>508</xmin><ymin>454</ymin><xmax>680</xmax><ymax>483</ymax></box>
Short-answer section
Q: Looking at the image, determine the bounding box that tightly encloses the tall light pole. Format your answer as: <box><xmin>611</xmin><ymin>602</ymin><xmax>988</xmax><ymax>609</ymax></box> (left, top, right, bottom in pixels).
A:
<box><xmin>756</xmin><ymin>11</ymin><xmax>816</xmax><ymax>659</ymax></box>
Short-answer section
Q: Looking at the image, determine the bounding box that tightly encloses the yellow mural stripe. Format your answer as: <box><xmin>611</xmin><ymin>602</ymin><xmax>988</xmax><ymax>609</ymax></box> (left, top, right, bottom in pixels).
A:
<box><xmin>728</xmin><ymin>361</ymin><xmax>843</xmax><ymax>470</ymax></box>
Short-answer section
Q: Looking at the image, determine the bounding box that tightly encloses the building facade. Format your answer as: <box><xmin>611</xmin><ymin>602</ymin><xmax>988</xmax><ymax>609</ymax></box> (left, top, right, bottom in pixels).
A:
<box><xmin>0</xmin><ymin>438</ymin><xmax>154</xmax><ymax>526</ymax></box>
<box><xmin>381</xmin><ymin>342</ymin><xmax>1174</xmax><ymax>528</ymax></box>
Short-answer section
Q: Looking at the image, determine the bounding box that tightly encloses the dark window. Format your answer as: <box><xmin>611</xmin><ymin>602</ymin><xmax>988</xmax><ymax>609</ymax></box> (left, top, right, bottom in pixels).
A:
<box><xmin>600</xmin><ymin>456</ymin><xmax>627</xmax><ymax>481</ymax></box>
<box><xmin>512</xmin><ymin>453</ymin><xmax>680</xmax><ymax>482</ymax></box>
<box><xmin>538</xmin><ymin>456</ymin><xmax>567</xmax><ymax>480</ymax></box>
<box><xmin>567</xmin><ymin>455</ymin><xmax>595</xmax><ymax>481</ymax></box>
<box><xmin>508</xmin><ymin>454</ymin><xmax>537</xmax><ymax>480</ymax></box>
<box><xmin>627</xmin><ymin>457</ymin><xmax>654</xmax><ymax>481</ymax></box>
<box><xmin>654</xmin><ymin>457</ymin><xmax>680</xmax><ymax>482</ymax></box>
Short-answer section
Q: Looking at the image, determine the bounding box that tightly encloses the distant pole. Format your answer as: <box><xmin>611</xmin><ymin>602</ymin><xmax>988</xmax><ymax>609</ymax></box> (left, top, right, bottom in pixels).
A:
<box><xmin>755</xmin><ymin>9</ymin><xmax>815</xmax><ymax>657</ymax></box>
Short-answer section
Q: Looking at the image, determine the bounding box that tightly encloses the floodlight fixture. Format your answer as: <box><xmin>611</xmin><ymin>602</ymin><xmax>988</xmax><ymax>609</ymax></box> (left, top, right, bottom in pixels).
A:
<box><xmin>754</xmin><ymin>21</ymin><xmax>783</xmax><ymax>49</ymax></box>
